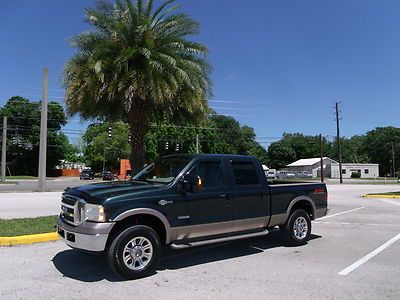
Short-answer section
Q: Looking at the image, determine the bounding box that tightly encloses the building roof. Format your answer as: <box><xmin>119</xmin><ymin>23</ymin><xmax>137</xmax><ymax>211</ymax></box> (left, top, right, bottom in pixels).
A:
<box><xmin>331</xmin><ymin>163</ymin><xmax>379</xmax><ymax>167</ymax></box>
<box><xmin>287</xmin><ymin>157</ymin><xmax>338</xmax><ymax>167</ymax></box>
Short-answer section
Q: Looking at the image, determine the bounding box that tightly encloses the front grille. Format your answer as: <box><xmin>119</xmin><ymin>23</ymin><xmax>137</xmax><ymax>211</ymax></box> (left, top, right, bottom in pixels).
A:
<box><xmin>61</xmin><ymin>194</ymin><xmax>84</xmax><ymax>226</ymax></box>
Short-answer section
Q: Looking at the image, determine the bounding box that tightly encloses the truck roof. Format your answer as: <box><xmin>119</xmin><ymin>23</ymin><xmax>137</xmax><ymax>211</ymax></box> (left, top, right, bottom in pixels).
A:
<box><xmin>162</xmin><ymin>154</ymin><xmax>258</xmax><ymax>160</ymax></box>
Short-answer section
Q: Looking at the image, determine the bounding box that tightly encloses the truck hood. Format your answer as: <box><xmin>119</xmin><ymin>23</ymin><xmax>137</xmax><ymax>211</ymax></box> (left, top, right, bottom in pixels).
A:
<box><xmin>65</xmin><ymin>181</ymin><xmax>165</xmax><ymax>204</ymax></box>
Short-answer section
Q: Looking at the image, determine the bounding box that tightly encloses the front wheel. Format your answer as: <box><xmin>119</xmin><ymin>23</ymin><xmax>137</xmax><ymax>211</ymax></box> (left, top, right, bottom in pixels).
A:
<box><xmin>279</xmin><ymin>209</ymin><xmax>311</xmax><ymax>246</ymax></box>
<box><xmin>107</xmin><ymin>225</ymin><xmax>161</xmax><ymax>279</ymax></box>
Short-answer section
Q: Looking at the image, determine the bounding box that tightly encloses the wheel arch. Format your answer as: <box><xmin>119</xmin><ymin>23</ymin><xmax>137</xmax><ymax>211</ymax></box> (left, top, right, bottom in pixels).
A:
<box><xmin>110</xmin><ymin>208</ymin><xmax>171</xmax><ymax>245</ymax></box>
<box><xmin>285</xmin><ymin>196</ymin><xmax>316</xmax><ymax>221</ymax></box>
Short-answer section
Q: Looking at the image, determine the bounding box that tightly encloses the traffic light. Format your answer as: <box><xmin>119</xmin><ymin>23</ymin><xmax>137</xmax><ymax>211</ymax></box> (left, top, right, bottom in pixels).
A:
<box><xmin>175</xmin><ymin>143</ymin><xmax>180</xmax><ymax>152</ymax></box>
<box><xmin>165</xmin><ymin>141</ymin><xmax>169</xmax><ymax>150</ymax></box>
<box><xmin>128</xmin><ymin>134</ymin><xmax>132</xmax><ymax>143</ymax></box>
<box><xmin>108</xmin><ymin>127</ymin><xmax>112</xmax><ymax>138</ymax></box>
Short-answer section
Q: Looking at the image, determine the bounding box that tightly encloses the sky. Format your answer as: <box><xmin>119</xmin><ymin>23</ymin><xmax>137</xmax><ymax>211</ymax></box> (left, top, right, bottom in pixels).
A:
<box><xmin>2</xmin><ymin>0</ymin><xmax>400</xmax><ymax>147</ymax></box>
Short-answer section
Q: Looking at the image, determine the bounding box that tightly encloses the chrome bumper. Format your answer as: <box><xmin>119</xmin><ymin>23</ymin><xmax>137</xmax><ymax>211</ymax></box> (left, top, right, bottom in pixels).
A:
<box><xmin>57</xmin><ymin>216</ymin><xmax>115</xmax><ymax>252</ymax></box>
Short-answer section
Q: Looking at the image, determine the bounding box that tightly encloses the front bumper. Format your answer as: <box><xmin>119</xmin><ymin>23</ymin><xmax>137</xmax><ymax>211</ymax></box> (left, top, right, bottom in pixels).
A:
<box><xmin>57</xmin><ymin>216</ymin><xmax>115</xmax><ymax>252</ymax></box>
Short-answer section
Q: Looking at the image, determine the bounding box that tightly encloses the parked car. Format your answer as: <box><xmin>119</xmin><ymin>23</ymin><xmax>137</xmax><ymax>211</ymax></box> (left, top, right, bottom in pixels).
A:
<box><xmin>57</xmin><ymin>154</ymin><xmax>328</xmax><ymax>279</ymax></box>
<box><xmin>296</xmin><ymin>171</ymin><xmax>313</xmax><ymax>178</ymax></box>
<box><xmin>276</xmin><ymin>170</ymin><xmax>296</xmax><ymax>179</ymax></box>
<box><xmin>266</xmin><ymin>170</ymin><xmax>276</xmax><ymax>179</ymax></box>
<box><xmin>79</xmin><ymin>169</ymin><xmax>94</xmax><ymax>180</ymax></box>
<box><xmin>102</xmin><ymin>171</ymin><xmax>117</xmax><ymax>181</ymax></box>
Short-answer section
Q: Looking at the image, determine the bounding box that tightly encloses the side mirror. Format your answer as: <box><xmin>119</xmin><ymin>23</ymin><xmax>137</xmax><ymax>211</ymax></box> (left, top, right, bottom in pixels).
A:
<box><xmin>181</xmin><ymin>175</ymin><xmax>203</xmax><ymax>193</ymax></box>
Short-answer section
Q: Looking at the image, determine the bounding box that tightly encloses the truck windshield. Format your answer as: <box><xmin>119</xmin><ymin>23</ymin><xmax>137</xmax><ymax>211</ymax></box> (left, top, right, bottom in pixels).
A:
<box><xmin>132</xmin><ymin>157</ymin><xmax>192</xmax><ymax>184</ymax></box>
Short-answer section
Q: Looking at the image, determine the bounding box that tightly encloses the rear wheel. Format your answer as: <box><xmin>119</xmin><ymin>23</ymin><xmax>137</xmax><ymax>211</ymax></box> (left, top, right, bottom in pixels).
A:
<box><xmin>107</xmin><ymin>225</ymin><xmax>161</xmax><ymax>279</ymax></box>
<box><xmin>280</xmin><ymin>209</ymin><xmax>311</xmax><ymax>246</ymax></box>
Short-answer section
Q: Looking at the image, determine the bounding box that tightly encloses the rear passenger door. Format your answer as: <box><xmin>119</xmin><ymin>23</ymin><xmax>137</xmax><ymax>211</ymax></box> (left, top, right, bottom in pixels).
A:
<box><xmin>229</xmin><ymin>159</ymin><xmax>270</xmax><ymax>232</ymax></box>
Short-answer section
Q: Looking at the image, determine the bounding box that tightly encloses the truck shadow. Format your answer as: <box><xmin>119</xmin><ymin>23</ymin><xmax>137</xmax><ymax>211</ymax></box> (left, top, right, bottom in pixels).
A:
<box><xmin>52</xmin><ymin>231</ymin><xmax>321</xmax><ymax>282</ymax></box>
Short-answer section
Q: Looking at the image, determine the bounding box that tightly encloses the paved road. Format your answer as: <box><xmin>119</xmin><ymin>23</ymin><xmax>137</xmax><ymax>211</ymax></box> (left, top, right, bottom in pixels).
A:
<box><xmin>1</xmin><ymin>184</ymin><xmax>400</xmax><ymax>299</ymax></box>
<box><xmin>0</xmin><ymin>177</ymin><xmax>99</xmax><ymax>193</ymax></box>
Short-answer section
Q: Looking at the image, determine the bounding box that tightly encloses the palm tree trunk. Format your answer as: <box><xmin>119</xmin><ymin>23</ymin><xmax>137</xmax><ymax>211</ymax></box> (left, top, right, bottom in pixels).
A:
<box><xmin>128</xmin><ymin>101</ymin><xmax>150</xmax><ymax>175</ymax></box>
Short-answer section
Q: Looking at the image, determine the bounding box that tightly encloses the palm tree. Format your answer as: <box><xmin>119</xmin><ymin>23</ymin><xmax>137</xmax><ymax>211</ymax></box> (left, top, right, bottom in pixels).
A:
<box><xmin>64</xmin><ymin>0</ymin><xmax>211</xmax><ymax>173</ymax></box>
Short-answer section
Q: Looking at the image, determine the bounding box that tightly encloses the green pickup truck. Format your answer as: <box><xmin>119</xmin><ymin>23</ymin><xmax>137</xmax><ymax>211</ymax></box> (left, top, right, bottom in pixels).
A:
<box><xmin>57</xmin><ymin>154</ymin><xmax>328</xmax><ymax>279</ymax></box>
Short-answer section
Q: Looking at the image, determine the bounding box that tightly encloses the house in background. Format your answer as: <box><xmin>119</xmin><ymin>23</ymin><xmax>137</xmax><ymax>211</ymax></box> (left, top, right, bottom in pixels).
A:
<box><xmin>285</xmin><ymin>157</ymin><xmax>337</xmax><ymax>178</ymax></box>
<box><xmin>285</xmin><ymin>157</ymin><xmax>380</xmax><ymax>179</ymax></box>
<box><xmin>331</xmin><ymin>163</ymin><xmax>379</xmax><ymax>179</ymax></box>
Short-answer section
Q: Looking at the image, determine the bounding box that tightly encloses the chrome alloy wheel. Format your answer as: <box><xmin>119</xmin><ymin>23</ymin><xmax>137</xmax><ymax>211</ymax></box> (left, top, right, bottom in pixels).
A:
<box><xmin>122</xmin><ymin>236</ymin><xmax>153</xmax><ymax>270</ymax></box>
<box><xmin>293</xmin><ymin>216</ymin><xmax>308</xmax><ymax>239</ymax></box>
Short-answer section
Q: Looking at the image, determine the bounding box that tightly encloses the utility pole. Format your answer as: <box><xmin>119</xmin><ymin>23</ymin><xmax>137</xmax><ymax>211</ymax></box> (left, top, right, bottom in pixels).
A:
<box><xmin>195</xmin><ymin>134</ymin><xmax>199</xmax><ymax>154</ymax></box>
<box><xmin>335</xmin><ymin>102</ymin><xmax>343</xmax><ymax>184</ymax></box>
<box><xmin>392</xmin><ymin>142</ymin><xmax>396</xmax><ymax>178</ymax></box>
<box><xmin>1</xmin><ymin>117</ymin><xmax>7</xmax><ymax>182</ymax></box>
<box><xmin>102</xmin><ymin>146</ymin><xmax>106</xmax><ymax>173</ymax></box>
<box><xmin>38</xmin><ymin>68</ymin><xmax>48</xmax><ymax>192</ymax></box>
<box><xmin>319</xmin><ymin>134</ymin><xmax>324</xmax><ymax>183</ymax></box>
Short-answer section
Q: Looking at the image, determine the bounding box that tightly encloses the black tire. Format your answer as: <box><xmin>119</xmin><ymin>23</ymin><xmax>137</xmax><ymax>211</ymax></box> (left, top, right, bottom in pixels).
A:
<box><xmin>279</xmin><ymin>209</ymin><xmax>311</xmax><ymax>246</ymax></box>
<box><xmin>107</xmin><ymin>225</ymin><xmax>161</xmax><ymax>280</ymax></box>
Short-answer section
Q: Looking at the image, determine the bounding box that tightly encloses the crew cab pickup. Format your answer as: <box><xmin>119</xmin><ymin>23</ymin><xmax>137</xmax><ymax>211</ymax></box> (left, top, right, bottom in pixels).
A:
<box><xmin>57</xmin><ymin>154</ymin><xmax>328</xmax><ymax>279</ymax></box>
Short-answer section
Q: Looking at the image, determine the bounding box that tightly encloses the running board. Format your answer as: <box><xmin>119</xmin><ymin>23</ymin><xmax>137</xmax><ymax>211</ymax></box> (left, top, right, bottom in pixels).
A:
<box><xmin>170</xmin><ymin>229</ymin><xmax>270</xmax><ymax>249</ymax></box>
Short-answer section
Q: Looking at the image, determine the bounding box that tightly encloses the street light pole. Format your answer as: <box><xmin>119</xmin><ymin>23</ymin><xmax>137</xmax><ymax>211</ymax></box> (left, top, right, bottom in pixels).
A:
<box><xmin>38</xmin><ymin>67</ymin><xmax>48</xmax><ymax>192</ymax></box>
<box><xmin>1</xmin><ymin>116</ymin><xmax>7</xmax><ymax>182</ymax></box>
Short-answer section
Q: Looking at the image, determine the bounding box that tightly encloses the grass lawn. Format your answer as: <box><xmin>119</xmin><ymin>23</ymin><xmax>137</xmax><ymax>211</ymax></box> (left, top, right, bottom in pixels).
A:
<box><xmin>0</xmin><ymin>216</ymin><xmax>57</xmax><ymax>237</ymax></box>
<box><xmin>5</xmin><ymin>176</ymin><xmax>38</xmax><ymax>180</ymax></box>
<box><xmin>0</xmin><ymin>181</ymin><xmax>17</xmax><ymax>185</ymax></box>
<box><xmin>366</xmin><ymin>191</ymin><xmax>400</xmax><ymax>196</ymax></box>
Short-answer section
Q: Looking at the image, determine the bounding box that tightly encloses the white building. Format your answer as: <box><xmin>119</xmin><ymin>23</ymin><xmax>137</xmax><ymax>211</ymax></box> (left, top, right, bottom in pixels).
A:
<box><xmin>285</xmin><ymin>157</ymin><xmax>337</xmax><ymax>178</ymax></box>
<box><xmin>331</xmin><ymin>163</ymin><xmax>379</xmax><ymax>179</ymax></box>
<box><xmin>285</xmin><ymin>158</ymin><xmax>380</xmax><ymax>179</ymax></box>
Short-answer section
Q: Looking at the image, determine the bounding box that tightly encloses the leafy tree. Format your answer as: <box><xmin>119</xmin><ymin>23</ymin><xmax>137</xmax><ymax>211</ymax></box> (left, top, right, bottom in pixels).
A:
<box><xmin>0</xmin><ymin>96</ymin><xmax>71</xmax><ymax>175</ymax></box>
<box><xmin>81</xmin><ymin>115</ymin><xmax>268</xmax><ymax>172</ymax></box>
<box><xmin>267</xmin><ymin>141</ymin><xmax>296</xmax><ymax>169</ymax></box>
<box><xmin>329</xmin><ymin>135</ymin><xmax>368</xmax><ymax>163</ymax></box>
<box><xmin>64</xmin><ymin>0</ymin><xmax>211</xmax><ymax>173</ymax></box>
<box><xmin>82</xmin><ymin>121</ymin><xmax>131</xmax><ymax>172</ymax></box>
<box><xmin>361</xmin><ymin>127</ymin><xmax>400</xmax><ymax>175</ymax></box>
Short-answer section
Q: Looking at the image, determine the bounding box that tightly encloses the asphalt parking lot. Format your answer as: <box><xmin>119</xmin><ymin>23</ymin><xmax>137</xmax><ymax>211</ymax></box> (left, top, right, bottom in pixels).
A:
<box><xmin>1</xmin><ymin>184</ymin><xmax>400</xmax><ymax>299</ymax></box>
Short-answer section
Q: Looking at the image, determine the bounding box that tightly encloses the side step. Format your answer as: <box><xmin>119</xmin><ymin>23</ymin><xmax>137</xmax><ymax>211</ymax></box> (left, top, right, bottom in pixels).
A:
<box><xmin>170</xmin><ymin>229</ymin><xmax>270</xmax><ymax>249</ymax></box>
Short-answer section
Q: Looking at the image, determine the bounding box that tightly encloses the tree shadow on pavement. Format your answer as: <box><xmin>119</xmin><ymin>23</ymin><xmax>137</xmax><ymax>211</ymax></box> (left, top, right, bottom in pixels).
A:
<box><xmin>52</xmin><ymin>230</ymin><xmax>321</xmax><ymax>282</ymax></box>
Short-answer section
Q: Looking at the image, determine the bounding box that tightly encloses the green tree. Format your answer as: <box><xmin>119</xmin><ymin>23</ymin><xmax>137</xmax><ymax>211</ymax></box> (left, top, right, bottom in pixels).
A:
<box><xmin>83</xmin><ymin>121</ymin><xmax>131</xmax><ymax>172</ymax></box>
<box><xmin>267</xmin><ymin>141</ymin><xmax>297</xmax><ymax>169</ymax></box>
<box><xmin>329</xmin><ymin>135</ymin><xmax>368</xmax><ymax>163</ymax></box>
<box><xmin>0</xmin><ymin>96</ymin><xmax>71</xmax><ymax>175</ymax></box>
<box><xmin>361</xmin><ymin>127</ymin><xmax>400</xmax><ymax>175</ymax></box>
<box><xmin>64</xmin><ymin>0</ymin><xmax>211</xmax><ymax>173</ymax></box>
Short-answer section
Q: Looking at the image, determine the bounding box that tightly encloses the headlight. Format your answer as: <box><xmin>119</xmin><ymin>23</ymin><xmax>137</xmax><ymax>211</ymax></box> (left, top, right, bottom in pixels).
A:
<box><xmin>84</xmin><ymin>204</ymin><xmax>106</xmax><ymax>222</ymax></box>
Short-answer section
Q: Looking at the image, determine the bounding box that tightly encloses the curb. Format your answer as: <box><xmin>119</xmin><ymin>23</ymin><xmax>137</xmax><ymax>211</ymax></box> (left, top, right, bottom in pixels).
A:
<box><xmin>362</xmin><ymin>194</ymin><xmax>400</xmax><ymax>199</ymax></box>
<box><xmin>0</xmin><ymin>232</ymin><xmax>59</xmax><ymax>246</ymax></box>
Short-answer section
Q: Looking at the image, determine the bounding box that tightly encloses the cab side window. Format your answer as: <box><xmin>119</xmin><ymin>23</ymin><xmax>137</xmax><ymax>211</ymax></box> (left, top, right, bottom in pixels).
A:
<box><xmin>189</xmin><ymin>161</ymin><xmax>225</xmax><ymax>191</ymax></box>
<box><xmin>231</xmin><ymin>161</ymin><xmax>259</xmax><ymax>185</ymax></box>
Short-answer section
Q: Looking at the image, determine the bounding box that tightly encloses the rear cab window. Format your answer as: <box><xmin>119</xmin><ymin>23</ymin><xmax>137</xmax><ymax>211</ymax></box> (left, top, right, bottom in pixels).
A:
<box><xmin>230</xmin><ymin>160</ymin><xmax>260</xmax><ymax>186</ymax></box>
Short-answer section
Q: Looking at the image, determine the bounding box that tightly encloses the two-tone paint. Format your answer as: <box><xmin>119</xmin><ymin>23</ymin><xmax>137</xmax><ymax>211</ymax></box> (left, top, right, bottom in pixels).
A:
<box><xmin>57</xmin><ymin>154</ymin><xmax>328</xmax><ymax>252</ymax></box>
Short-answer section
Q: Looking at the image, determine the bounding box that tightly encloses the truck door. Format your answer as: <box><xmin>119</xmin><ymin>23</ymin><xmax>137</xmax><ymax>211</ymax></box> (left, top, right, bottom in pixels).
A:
<box><xmin>228</xmin><ymin>159</ymin><xmax>271</xmax><ymax>232</ymax></box>
<box><xmin>175</xmin><ymin>159</ymin><xmax>234</xmax><ymax>240</ymax></box>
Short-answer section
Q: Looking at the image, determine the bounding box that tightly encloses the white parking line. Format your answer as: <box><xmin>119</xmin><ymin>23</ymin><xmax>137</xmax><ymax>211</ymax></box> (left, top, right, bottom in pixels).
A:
<box><xmin>338</xmin><ymin>232</ymin><xmax>400</xmax><ymax>276</ymax></box>
<box><xmin>319</xmin><ymin>207</ymin><xmax>365</xmax><ymax>220</ymax></box>
<box><xmin>314</xmin><ymin>221</ymin><xmax>400</xmax><ymax>227</ymax></box>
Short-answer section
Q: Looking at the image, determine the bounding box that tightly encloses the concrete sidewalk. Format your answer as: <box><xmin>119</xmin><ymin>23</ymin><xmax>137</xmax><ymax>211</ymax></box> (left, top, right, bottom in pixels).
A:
<box><xmin>0</xmin><ymin>192</ymin><xmax>62</xmax><ymax>219</ymax></box>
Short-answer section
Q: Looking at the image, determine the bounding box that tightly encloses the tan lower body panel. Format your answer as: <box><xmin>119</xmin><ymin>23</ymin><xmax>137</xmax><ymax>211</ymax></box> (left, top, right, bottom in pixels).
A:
<box><xmin>269</xmin><ymin>213</ymin><xmax>287</xmax><ymax>227</ymax></box>
<box><xmin>172</xmin><ymin>216</ymin><xmax>270</xmax><ymax>241</ymax></box>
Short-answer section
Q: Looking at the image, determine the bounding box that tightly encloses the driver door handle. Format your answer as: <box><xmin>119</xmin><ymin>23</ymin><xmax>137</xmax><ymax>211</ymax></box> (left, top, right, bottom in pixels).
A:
<box><xmin>159</xmin><ymin>199</ymin><xmax>173</xmax><ymax>206</ymax></box>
